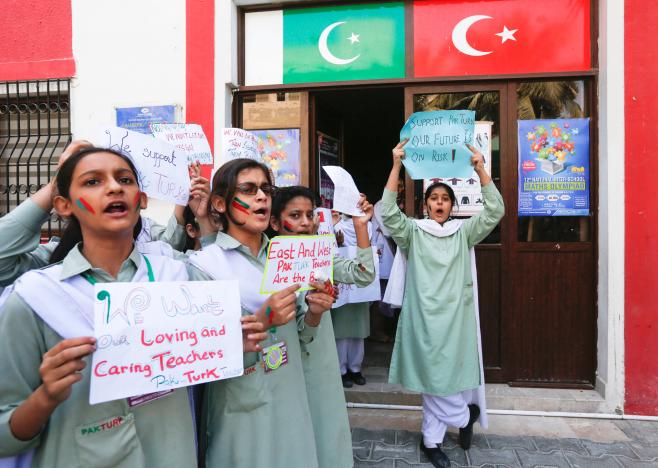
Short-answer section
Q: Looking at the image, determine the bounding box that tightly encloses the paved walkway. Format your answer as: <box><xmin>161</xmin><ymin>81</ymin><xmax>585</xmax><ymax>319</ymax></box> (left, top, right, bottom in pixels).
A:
<box><xmin>350</xmin><ymin>410</ymin><xmax>658</xmax><ymax>467</ymax></box>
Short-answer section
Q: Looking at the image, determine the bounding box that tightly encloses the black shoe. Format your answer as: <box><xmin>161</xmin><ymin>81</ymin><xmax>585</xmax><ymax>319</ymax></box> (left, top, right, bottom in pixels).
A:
<box><xmin>420</xmin><ymin>441</ymin><xmax>451</xmax><ymax>468</ymax></box>
<box><xmin>349</xmin><ymin>371</ymin><xmax>366</xmax><ymax>385</ymax></box>
<box><xmin>341</xmin><ymin>373</ymin><xmax>353</xmax><ymax>388</ymax></box>
<box><xmin>459</xmin><ymin>404</ymin><xmax>480</xmax><ymax>450</ymax></box>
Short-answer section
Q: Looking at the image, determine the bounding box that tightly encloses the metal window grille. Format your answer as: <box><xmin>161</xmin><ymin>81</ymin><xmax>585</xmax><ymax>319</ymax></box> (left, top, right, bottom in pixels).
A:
<box><xmin>0</xmin><ymin>79</ymin><xmax>71</xmax><ymax>238</ymax></box>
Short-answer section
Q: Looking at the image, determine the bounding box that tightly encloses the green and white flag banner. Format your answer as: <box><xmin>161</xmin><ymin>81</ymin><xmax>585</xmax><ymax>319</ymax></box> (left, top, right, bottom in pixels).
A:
<box><xmin>245</xmin><ymin>3</ymin><xmax>405</xmax><ymax>86</ymax></box>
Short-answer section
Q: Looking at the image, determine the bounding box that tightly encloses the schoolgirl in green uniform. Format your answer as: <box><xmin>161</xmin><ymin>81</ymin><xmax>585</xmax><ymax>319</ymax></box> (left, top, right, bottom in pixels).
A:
<box><xmin>381</xmin><ymin>141</ymin><xmax>504</xmax><ymax>468</ymax></box>
<box><xmin>187</xmin><ymin>159</ymin><xmax>336</xmax><ymax>468</ymax></box>
<box><xmin>0</xmin><ymin>147</ymin><xmax>201</xmax><ymax>467</ymax></box>
<box><xmin>269</xmin><ymin>186</ymin><xmax>376</xmax><ymax>468</ymax></box>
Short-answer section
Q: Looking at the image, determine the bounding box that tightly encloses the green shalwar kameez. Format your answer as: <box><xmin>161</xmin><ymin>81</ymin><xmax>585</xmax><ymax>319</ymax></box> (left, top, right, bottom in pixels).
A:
<box><xmin>303</xmin><ymin>248</ymin><xmax>375</xmax><ymax>468</ymax></box>
<box><xmin>380</xmin><ymin>183</ymin><xmax>504</xmax><ymax>396</ymax></box>
<box><xmin>0</xmin><ymin>247</ymin><xmax>197</xmax><ymax>467</ymax></box>
<box><xmin>188</xmin><ymin>232</ymin><xmax>319</xmax><ymax>468</ymax></box>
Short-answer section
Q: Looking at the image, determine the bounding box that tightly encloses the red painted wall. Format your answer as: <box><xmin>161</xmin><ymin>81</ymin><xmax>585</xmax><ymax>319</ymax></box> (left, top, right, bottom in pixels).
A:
<box><xmin>0</xmin><ymin>0</ymin><xmax>75</xmax><ymax>80</ymax></box>
<box><xmin>186</xmin><ymin>0</ymin><xmax>215</xmax><ymax>179</ymax></box>
<box><xmin>625</xmin><ymin>0</ymin><xmax>658</xmax><ymax>415</ymax></box>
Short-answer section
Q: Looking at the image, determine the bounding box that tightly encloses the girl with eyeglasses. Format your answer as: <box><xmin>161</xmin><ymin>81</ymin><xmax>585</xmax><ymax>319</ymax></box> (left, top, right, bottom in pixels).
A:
<box><xmin>187</xmin><ymin>158</ymin><xmax>335</xmax><ymax>468</ymax></box>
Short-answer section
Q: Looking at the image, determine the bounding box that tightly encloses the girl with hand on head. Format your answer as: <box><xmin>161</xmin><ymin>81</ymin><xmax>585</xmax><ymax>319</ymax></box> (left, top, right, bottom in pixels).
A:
<box><xmin>269</xmin><ymin>186</ymin><xmax>375</xmax><ymax>468</ymax></box>
<box><xmin>187</xmin><ymin>160</ymin><xmax>335</xmax><ymax>468</ymax></box>
<box><xmin>381</xmin><ymin>140</ymin><xmax>504</xmax><ymax>468</ymax></box>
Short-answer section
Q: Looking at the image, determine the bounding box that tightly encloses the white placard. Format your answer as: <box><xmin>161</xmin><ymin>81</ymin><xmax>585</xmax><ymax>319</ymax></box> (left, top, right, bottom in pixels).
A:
<box><xmin>220</xmin><ymin>128</ymin><xmax>260</xmax><ymax>163</ymax></box>
<box><xmin>333</xmin><ymin>246</ymin><xmax>381</xmax><ymax>307</ymax></box>
<box><xmin>321</xmin><ymin>166</ymin><xmax>364</xmax><ymax>216</ymax></box>
<box><xmin>314</xmin><ymin>207</ymin><xmax>335</xmax><ymax>237</ymax></box>
<box><xmin>150</xmin><ymin>123</ymin><xmax>213</xmax><ymax>165</ymax></box>
<box><xmin>90</xmin><ymin>281</ymin><xmax>243</xmax><ymax>404</ymax></box>
<box><xmin>96</xmin><ymin>127</ymin><xmax>190</xmax><ymax>206</ymax></box>
<box><xmin>260</xmin><ymin>235</ymin><xmax>335</xmax><ymax>294</ymax></box>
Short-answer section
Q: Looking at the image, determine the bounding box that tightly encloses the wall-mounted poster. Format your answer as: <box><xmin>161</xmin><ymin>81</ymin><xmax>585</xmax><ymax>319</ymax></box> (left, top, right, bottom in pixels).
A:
<box><xmin>251</xmin><ymin>129</ymin><xmax>301</xmax><ymax>187</ymax></box>
<box><xmin>423</xmin><ymin>121</ymin><xmax>493</xmax><ymax>217</ymax></box>
<box><xmin>115</xmin><ymin>105</ymin><xmax>179</xmax><ymax>134</ymax></box>
<box><xmin>518</xmin><ymin>118</ymin><xmax>590</xmax><ymax>216</ymax></box>
<box><xmin>318</xmin><ymin>132</ymin><xmax>340</xmax><ymax>208</ymax></box>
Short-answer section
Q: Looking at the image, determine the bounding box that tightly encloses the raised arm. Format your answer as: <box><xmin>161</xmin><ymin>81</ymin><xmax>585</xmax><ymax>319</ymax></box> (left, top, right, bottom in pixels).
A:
<box><xmin>462</xmin><ymin>144</ymin><xmax>505</xmax><ymax>247</ymax></box>
<box><xmin>380</xmin><ymin>140</ymin><xmax>414</xmax><ymax>252</ymax></box>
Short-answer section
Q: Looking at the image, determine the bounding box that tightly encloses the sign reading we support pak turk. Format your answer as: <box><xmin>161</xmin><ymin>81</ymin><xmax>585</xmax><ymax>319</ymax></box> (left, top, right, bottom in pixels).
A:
<box><xmin>400</xmin><ymin>110</ymin><xmax>476</xmax><ymax>180</ymax></box>
<box><xmin>90</xmin><ymin>281</ymin><xmax>243</xmax><ymax>404</ymax></box>
<box><xmin>261</xmin><ymin>235</ymin><xmax>335</xmax><ymax>294</ymax></box>
<box><xmin>97</xmin><ymin>127</ymin><xmax>190</xmax><ymax>206</ymax></box>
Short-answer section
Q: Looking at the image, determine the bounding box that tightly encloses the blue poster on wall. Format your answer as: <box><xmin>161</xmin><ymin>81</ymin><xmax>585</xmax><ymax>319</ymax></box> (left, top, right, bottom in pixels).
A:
<box><xmin>518</xmin><ymin>118</ymin><xmax>590</xmax><ymax>216</ymax></box>
<box><xmin>116</xmin><ymin>105</ymin><xmax>177</xmax><ymax>134</ymax></box>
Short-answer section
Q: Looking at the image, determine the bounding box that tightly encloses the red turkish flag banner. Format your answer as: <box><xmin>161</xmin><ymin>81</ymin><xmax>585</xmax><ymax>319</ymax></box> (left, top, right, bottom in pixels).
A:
<box><xmin>413</xmin><ymin>0</ymin><xmax>591</xmax><ymax>77</ymax></box>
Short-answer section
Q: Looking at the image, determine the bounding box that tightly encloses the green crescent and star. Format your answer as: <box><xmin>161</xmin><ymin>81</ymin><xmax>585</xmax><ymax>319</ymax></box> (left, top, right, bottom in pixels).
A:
<box><xmin>283</xmin><ymin>2</ymin><xmax>405</xmax><ymax>83</ymax></box>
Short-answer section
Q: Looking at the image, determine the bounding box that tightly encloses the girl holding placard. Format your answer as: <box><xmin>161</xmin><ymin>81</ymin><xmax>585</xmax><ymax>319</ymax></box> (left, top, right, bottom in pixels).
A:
<box><xmin>269</xmin><ymin>185</ymin><xmax>375</xmax><ymax>468</ymax></box>
<box><xmin>381</xmin><ymin>141</ymin><xmax>504</xmax><ymax>468</ymax></box>
<box><xmin>0</xmin><ymin>147</ymin><xmax>215</xmax><ymax>467</ymax></box>
<box><xmin>187</xmin><ymin>159</ymin><xmax>335</xmax><ymax>468</ymax></box>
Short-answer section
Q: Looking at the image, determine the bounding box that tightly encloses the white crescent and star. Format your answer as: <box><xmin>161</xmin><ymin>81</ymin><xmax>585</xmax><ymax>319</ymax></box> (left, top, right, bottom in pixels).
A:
<box><xmin>318</xmin><ymin>21</ymin><xmax>360</xmax><ymax>65</ymax></box>
<box><xmin>451</xmin><ymin>15</ymin><xmax>518</xmax><ymax>57</ymax></box>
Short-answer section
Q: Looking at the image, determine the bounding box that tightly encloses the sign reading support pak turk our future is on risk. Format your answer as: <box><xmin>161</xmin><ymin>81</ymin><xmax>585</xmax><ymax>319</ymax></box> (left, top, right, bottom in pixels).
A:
<box><xmin>400</xmin><ymin>110</ymin><xmax>476</xmax><ymax>180</ymax></box>
<box><xmin>90</xmin><ymin>281</ymin><xmax>244</xmax><ymax>404</ymax></box>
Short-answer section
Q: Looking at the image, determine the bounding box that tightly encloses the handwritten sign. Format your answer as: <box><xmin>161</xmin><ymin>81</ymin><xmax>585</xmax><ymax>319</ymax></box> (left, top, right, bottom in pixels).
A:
<box><xmin>96</xmin><ymin>127</ymin><xmax>190</xmax><ymax>206</ymax></box>
<box><xmin>321</xmin><ymin>166</ymin><xmax>364</xmax><ymax>216</ymax></box>
<box><xmin>332</xmin><ymin>246</ymin><xmax>381</xmax><ymax>308</ymax></box>
<box><xmin>260</xmin><ymin>235</ymin><xmax>335</xmax><ymax>294</ymax></box>
<box><xmin>151</xmin><ymin>123</ymin><xmax>213</xmax><ymax>165</ymax></box>
<box><xmin>90</xmin><ymin>281</ymin><xmax>243</xmax><ymax>404</ymax></box>
<box><xmin>424</xmin><ymin>121</ymin><xmax>493</xmax><ymax>216</ymax></box>
<box><xmin>314</xmin><ymin>208</ymin><xmax>335</xmax><ymax>237</ymax></box>
<box><xmin>220</xmin><ymin>128</ymin><xmax>259</xmax><ymax>163</ymax></box>
<box><xmin>400</xmin><ymin>110</ymin><xmax>475</xmax><ymax>180</ymax></box>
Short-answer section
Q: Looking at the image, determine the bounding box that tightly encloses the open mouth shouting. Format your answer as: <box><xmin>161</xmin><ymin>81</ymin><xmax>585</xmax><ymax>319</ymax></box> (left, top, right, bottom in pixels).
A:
<box><xmin>103</xmin><ymin>200</ymin><xmax>129</xmax><ymax>217</ymax></box>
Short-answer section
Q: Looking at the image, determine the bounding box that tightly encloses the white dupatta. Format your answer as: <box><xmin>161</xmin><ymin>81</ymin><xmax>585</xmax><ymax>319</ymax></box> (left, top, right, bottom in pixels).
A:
<box><xmin>383</xmin><ymin>218</ymin><xmax>488</xmax><ymax>429</ymax></box>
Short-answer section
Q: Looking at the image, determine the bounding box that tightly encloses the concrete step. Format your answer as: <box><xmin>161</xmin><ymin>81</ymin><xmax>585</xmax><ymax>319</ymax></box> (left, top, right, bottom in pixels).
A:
<box><xmin>345</xmin><ymin>365</ymin><xmax>615</xmax><ymax>414</ymax></box>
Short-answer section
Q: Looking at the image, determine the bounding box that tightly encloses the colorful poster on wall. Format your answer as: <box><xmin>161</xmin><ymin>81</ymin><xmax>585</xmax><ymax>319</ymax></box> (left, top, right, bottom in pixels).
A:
<box><xmin>424</xmin><ymin>121</ymin><xmax>493</xmax><ymax>216</ymax></box>
<box><xmin>517</xmin><ymin>118</ymin><xmax>590</xmax><ymax>216</ymax></box>
<box><xmin>116</xmin><ymin>105</ymin><xmax>178</xmax><ymax>134</ymax></box>
<box><xmin>251</xmin><ymin>129</ymin><xmax>301</xmax><ymax>187</ymax></box>
<box><xmin>318</xmin><ymin>132</ymin><xmax>340</xmax><ymax>208</ymax></box>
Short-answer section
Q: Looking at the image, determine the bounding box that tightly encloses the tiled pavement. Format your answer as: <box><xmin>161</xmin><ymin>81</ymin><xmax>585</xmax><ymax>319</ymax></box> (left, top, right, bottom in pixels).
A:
<box><xmin>351</xmin><ymin>416</ymin><xmax>658</xmax><ymax>467</ymax></box>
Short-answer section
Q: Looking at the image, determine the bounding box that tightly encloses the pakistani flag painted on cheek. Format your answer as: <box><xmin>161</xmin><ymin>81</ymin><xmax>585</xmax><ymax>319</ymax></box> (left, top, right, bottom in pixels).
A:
<box><xmin>283</xmin><ymin>2</ymin><xmax>405</xmax><ymax>84</ymax></box>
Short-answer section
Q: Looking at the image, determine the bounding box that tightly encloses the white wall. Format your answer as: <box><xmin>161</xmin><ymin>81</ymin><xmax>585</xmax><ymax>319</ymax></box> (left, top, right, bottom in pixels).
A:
<box><xmin>70</xmin><ymin>0</ymin><xmax>187</xmax><ymax>224</ymax></box>
<box><xmin>597</xmin><ymin>0</ymin><xmax>625</xmax><ymax>412</ymax></box>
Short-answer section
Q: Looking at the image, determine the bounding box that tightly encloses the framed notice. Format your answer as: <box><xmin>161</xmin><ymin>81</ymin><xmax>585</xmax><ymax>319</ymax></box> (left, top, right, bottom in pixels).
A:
<box><xmin>115</xmin><ymin>105</ymin><xmax>179</xmax><ymax>134</ymax></box>
<box><xmin>318</xmin><ymin>132</ymin><xmax>340</xmax><ymax>208</ymax></box>
<box><xmin>423</xmin><ymin>121</ymin><xmax>493</xmax><ymax>217</ymax></box>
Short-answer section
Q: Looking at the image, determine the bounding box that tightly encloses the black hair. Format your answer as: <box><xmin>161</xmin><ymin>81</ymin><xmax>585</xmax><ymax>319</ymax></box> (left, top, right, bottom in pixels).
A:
<box><xmin>271</xmin><ymin>185</ymin><xmax>319</xmax><ymax>221</ymax></box>
<box><xmin>208</xmin><ymin>158</ymin><xmax>273</xmax><ymax>232</ymax></box>
<box><xmin>49</xmin><ymin>146</ymin><xmax>143</xmax><ymax>263</ymax></box>
<box><xmin>423</xmin><ymin>181</ymin><xmax>458</xmax><ymax>214</ymax></box>
<box><xmin>183</xmin><ymin>205</ymin><xmax>199</xmax><ymax>251</ymax></box>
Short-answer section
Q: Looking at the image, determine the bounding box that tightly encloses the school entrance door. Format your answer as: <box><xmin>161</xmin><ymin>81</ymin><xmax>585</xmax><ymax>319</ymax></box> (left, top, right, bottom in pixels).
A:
<box><xmin>236</xmin><ymin>78</ymin><xmax>597</xmax><ymax>387</ymax></box>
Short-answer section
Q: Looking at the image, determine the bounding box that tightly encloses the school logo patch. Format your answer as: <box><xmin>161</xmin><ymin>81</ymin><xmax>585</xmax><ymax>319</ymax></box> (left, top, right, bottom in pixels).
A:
<box><xmin>80</xmin><ymin>415</ymin><xmax>125</xmax><ymax>436</ymax></box>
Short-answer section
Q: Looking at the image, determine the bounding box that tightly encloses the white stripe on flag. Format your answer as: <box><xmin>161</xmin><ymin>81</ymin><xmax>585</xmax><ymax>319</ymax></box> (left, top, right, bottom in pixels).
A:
<box><xmin>245</xmin><ymin>10</ymin><xmax>283</xmax><ymax>86</ymax></box>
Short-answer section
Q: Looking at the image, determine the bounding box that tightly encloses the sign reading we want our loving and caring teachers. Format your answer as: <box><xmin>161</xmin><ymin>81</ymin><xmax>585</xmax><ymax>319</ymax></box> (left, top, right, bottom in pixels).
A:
<box><xmin>90</xmin><ymin>281</ymin><xmax>243</xmax><ymax>404</ymax></box>
<box><xmin>260</xmin><ymin>235</ymin><xmax>335</xmax><ymax>294</ymax></box>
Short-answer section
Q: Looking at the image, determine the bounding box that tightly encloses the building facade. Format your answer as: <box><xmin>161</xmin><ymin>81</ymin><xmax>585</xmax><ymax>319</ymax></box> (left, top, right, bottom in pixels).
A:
<box><xmin>1</xmin><ymin>0</ymin><xmax>656</xmax><ymax>415</ymax></box>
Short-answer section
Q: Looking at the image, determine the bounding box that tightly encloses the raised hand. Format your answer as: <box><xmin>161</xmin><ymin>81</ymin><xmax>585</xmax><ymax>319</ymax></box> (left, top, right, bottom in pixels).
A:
<box><xmin>39</xmin><ymin>337</ymin><xmax>96</xmax><ymax>405</ymax></box>
<box><xmin>262</xmin><ymin>283</ymin><xmax>301</xmax><ymax>328</ymax></box>
<box><xmin>354</xmin><ymin>193</ymin><xmax>373</xmax><ymax>226</ymax></box>
<box><xmin>240</xmin><ymin>315</ymin><xmax>268</xmax><ymax>353</ymax></box>
<box><xmin>392</xmin><ymin>139</ymin><xmax>408</xmax><ymax>166</ymax></box>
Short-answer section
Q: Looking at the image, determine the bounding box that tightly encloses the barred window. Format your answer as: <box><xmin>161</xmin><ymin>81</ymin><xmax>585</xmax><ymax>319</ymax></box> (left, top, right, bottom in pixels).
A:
<box><xmin>0</xmin><ymin>79</ymin><xmax>71</xmax><ymax>238</ymax></box>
